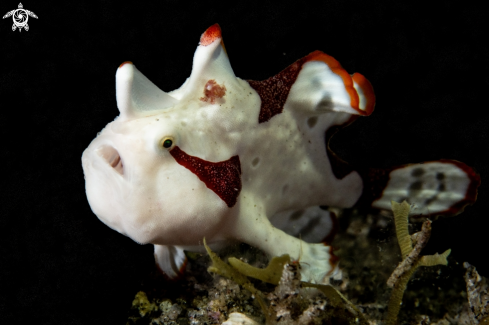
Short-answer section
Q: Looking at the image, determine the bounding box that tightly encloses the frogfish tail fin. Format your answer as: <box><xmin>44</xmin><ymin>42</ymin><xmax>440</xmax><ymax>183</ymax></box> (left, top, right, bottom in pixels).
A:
<box><xmin>355</xmin><ymin>160</ymin><xmax>480</xmax><ymax>217</ymax></box>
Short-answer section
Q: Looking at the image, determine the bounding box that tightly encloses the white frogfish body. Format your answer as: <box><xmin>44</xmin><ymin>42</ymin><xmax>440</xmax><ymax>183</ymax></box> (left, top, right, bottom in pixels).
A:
<box><xmin>82</xmin><ymin>24</ymin><xmax>480</xmax><ymax>282</ymax></box>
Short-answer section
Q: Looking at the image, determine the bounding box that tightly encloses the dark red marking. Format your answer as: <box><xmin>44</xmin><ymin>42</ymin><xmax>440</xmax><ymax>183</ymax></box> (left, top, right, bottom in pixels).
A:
<box><xmin>325</xmin><ymin>243</ymin><xmax>340</xmax><ymax>276</ymax></box>
<box><xmin>248</xmin><ymin>59</ymin><xmax>304</xmax><ymax>123</ymax></box>
<box><xmin>248</xmin><ymin>51</ymin><xmax>375</xmax><ymax>124</ymax></box>
<box><xmin>200</xmin><ymin>79</ymin><xmax>227</xmax><ymax>104</ymax></box>
<box><xmin>170</xmin><ymin>146</ymin><xmax>241</xmax><ymax>208</ymax></box>
<box><xmin>118</xmin><ymin>61</ymin><xmax>132</xmax><ymax>69</ymax></box>
<box><xmin>200</xmin><ymin>24</ymin><xmax>222</xmax><ymax>46</ymax></box>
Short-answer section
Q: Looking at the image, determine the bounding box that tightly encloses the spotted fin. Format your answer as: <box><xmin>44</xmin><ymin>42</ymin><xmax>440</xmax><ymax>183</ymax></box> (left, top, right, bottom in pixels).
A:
<box><xmin>154</xmin><ymin>245</ymin><xmax>187</xmax><ymax>279</ymax></box>
<box><xmin>357</xmin><ymin>160</ymin><xmax>480</xmax><ymax>217</ymax></box>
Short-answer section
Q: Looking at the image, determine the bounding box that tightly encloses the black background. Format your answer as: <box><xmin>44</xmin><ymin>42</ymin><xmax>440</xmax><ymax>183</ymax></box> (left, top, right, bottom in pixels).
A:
<box><xmin>1</xmin><ymin>1</ymin><xmax>487</xmax><ymax>324</ymax></box>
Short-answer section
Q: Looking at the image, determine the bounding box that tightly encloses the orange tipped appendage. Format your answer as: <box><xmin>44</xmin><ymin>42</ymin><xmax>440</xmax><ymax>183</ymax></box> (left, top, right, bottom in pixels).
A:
<box><xmin>200</xmin><ymin>24</ymin><xmax>222</xmax><ymax>46</ymax></box>
<box><xmin>249</xmin><ymin>50</ymin><xmax>376</xmax><ymax>123</ymax></box>
<box><xmin>118</xmin><ymin>61</ymin><xmax>132</xmax><ymax>69</ymax></box>
<box><xmin>304</xmin><ymin>51</ymin><xmax>375</xmax><ymax>116</ymax></box>
<box><xmin>353</xmin><ymin>72</ymin><xmax>375</xmax><ymax>116</ymax></box>
<box><xmin>305</xmin><ymin>51</ymin><xmax>359</xmax><ymax>111</ymax></box>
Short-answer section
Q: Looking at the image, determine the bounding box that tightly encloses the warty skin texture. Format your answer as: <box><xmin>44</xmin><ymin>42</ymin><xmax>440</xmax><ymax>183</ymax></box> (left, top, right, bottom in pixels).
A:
<box><xmin>82</xmin><ymin>24</ymin><xmax>478</xmax><ymax>282</ymax></box>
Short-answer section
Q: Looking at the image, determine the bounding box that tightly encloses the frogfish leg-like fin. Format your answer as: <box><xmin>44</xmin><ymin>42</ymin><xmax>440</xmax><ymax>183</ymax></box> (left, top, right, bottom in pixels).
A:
<box><xmin>270</xmin><ymin>206</ymin><xmax>338</xmax><ymax>244</ymax></box>
<box><xmin>355</xmin><ymin>159</ymin><xmax>480</xmax><ymax>217</ymax></box>
<box><xmin>154</xmin><ymin>245</ymin><xmax>188</xmax><ymax>279</ymax></box>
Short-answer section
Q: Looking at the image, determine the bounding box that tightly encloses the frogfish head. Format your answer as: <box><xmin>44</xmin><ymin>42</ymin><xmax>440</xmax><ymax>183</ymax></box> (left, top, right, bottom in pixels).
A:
<box><xmin>82</xmin><ymin>24</ymin><xmax>242</xmax><ymax>245</ymax></box>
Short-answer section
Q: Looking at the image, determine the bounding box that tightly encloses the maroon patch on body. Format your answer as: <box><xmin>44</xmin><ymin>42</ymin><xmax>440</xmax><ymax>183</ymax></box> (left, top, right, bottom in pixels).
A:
<box><xmin>170</xmin><ymin>146</ymin><xmax>242</xmax><ymax>208</ymax></box>
<box><xmin>247</xmin><ymin>50</ymin><xmax>370</xmax><ymax>123</ymax></box>
<box><xmin>248</xmin><ymin>59</ymin><xmax>305</xmax><ymax>123</ymax></box>
<box><xmin>200</xmin><ymin>79</ymin><xmax>226</xmax><ymax>104</ymax></box>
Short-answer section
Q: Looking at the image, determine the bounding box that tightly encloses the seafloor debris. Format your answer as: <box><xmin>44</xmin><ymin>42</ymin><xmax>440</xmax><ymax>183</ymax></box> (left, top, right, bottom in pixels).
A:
<box><xmin>464</xmin><ymin>262</ymin><xmax>489</xmax><ymax>324</ymax></box>
<box><xmin>127</xmin><ymin>205</ymin><xmax>486</xmax><ymax>325</ymax></box>
<box><xmin>204</xmin><ymin>238</ymin><xmax>369</xmax><ymax>325</ymax></box>
<box><xmin>385</xmin><ymin>201</ymin><xmax>451</xmax><ymax>325</ymax></box>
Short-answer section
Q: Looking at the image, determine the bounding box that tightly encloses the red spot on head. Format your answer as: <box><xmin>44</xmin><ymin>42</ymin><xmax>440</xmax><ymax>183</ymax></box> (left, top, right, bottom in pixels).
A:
<box><xmin>200</xmin><ymin>24</ymin><xmax>222</xmax><ymax>46</ymax></box>
<box><xmin>119</xmin><ymin>61</ymin><xmax>132</xmax><ymax>69</ymax></box>
<box><xmin>200</xmin><ymin>79</ymin><xmax>227</xmax><ymax>104</ymax></box>
<box><xmin>170</xmin><ymin>146</ymin><xmax>241</xmax><ymax>208</ymax></box>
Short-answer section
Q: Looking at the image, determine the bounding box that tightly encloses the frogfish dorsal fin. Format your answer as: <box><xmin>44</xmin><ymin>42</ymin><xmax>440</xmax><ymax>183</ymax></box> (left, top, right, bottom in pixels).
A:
<box><xmin>116</xmin><ymin>61</ymin><xmax>178</xmax><ymax>120</ymax></box>
<box><xmin>175</xmin><ymin>24</ymin><xmax>238</xmax><ymax>101</ymax></box>
<box><xmin>248</xmin><ymin>50</ymin><xmax>375</xmax><ymax>123</ymax></box>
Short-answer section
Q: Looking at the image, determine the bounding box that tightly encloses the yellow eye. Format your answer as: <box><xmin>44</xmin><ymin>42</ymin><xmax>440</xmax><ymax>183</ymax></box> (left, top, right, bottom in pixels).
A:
<box><xmin>161</xmin><ymin>137</ymin><xmax>174</xmax><ymax>149</ymax></box>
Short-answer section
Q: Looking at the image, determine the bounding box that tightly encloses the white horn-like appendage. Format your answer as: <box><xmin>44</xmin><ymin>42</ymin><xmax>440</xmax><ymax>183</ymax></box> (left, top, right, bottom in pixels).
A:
<box><xmin>116</xmin><ymin>62</ymin><xmax>178</xmax><ymax>120</ymax></box>
<box><xmin>176</xmin><ymin>24</ymin><xmax>238</xmax><ymax>100</ymax></box>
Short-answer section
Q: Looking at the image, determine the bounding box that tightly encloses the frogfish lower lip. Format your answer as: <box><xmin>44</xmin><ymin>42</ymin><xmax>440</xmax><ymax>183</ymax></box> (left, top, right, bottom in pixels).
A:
<box><xmin>95</xmin><ymin>145</ymin><xmax>124</xmax><ymax>175</ymax></box>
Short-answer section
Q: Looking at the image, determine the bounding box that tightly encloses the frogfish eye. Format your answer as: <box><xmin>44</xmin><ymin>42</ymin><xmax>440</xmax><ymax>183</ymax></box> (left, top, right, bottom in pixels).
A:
<box><xmin>162</xmin><ymin>138</ymin><xmax>173</xmax><ymax>149</ymax></box>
